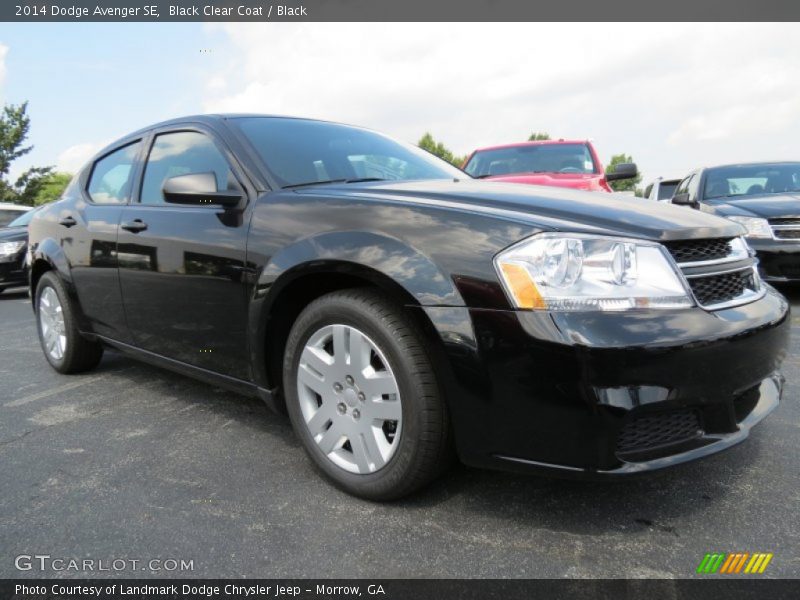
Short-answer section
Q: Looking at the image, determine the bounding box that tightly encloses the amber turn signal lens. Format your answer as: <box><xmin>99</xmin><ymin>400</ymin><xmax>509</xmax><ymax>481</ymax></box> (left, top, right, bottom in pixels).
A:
<box><xmin>499</xmin><ymin>263</ymin><xmax>546</xmax><ymax>309</ymax></box>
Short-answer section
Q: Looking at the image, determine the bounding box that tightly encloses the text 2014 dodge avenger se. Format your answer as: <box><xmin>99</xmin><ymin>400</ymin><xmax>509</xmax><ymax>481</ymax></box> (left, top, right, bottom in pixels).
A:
<box><xmin>28</xmin><ymin>116</ymin><xmax>789</xmax><ymax>500</ymax></box>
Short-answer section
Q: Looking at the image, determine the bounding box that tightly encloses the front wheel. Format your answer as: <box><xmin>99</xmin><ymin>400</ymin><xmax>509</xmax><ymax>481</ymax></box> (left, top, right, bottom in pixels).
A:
<box><xmin>283</xmin><ymin>289</ymin><xmax>452</xmax><ymax>500</ymax></box>
<box><xmin>35</xmin><ymin>271</ymin><xmax>104</xmax><ymax>374</ymax></box>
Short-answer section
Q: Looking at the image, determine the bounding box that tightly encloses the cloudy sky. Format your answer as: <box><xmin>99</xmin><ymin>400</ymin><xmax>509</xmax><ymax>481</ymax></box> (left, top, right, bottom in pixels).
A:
<box><xmin>1</xmin><ymin>22</ymin><xmax>799</xmax><ymax>186</ymax></box>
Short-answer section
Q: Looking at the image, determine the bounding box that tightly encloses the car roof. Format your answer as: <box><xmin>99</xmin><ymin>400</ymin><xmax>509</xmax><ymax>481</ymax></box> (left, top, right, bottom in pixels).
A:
<box><xmin>121</xmin><ymin>113</ymin><xmax>333</xmax><ymax>139</ymax></box>
<box><xmin>472</xmin><ymin>140</ymin><xmax>590</xmax><ymax>153</ymax></box>
<box><xmin>702</xmin><ymin>160</ymin><xmax>800</xmax><ymax>171</ymax></box>
<box><xmin>92</xmin><ymin>114</ymin><xmax>347</xmax><ymax>164</ymax></box>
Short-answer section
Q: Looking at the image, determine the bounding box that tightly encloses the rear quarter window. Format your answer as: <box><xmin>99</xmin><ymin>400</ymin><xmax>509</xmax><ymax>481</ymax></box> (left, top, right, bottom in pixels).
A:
<box><xmin>87</xmin><ymin>141</ymin><xmax>142</xmax><ymax>204</ymax></box>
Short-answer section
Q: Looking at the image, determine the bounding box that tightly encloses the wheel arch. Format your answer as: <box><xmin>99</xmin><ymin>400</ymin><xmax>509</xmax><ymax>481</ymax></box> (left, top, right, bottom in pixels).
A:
<box><xmin>251</xmin><ymin>257</ymin><xmax>458</xmax><ymax>415</ymax></box>
<box><xmin>29</xmin><ymin>238</ymin><xmax>72</xmax><ymax>307</ymax></box>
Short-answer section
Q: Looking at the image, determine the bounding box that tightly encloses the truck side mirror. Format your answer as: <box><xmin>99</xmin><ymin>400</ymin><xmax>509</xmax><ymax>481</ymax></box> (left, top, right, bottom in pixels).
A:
<box><xmin>672</xmin><ymin>192</ymin><xmax>695</xmax><ymax>207</ymax></box>
<box><xmin>606</xmin><ymin>163</ymin><xmax>638</xmax><ymax>182</ymax></box>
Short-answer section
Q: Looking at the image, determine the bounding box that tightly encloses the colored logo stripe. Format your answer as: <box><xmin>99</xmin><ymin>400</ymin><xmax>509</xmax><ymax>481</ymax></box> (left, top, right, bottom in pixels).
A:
<box><xmin>745</xmin><ymin>553</ymin><xmax>774</xmax><ymax>574</ymax></box>
<box><xmin>697</xmin><ymin>553</ymin><xmax>773</xmax><ymax>574</ymax></box>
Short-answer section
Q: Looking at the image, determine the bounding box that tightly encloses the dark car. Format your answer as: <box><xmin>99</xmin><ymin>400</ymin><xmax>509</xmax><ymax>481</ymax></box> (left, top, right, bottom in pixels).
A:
<box><xmin>27</xmin><ymin>115</ymin><xmax>789</xmax><ymax>500</ymax></box>
<box><xmin>672</xmin><ymin>162</ymin><xmax>800</xmax><ymax>282</ymax></box>
<box><xmin>0</xmin><ymin>207</ymin><xmax>40</xmax><ymax>295</ymax></box>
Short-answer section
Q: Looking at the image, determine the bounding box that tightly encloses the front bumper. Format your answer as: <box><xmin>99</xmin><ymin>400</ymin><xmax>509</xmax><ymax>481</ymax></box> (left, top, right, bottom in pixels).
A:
<box><xmin>425</xmin><ymin>286</ymin><xmax>790</xmax><ymax>477</ymax></box>
<box><xmin>748</xmin><ymin>238</ymin><xmax>800</xmax><ymax>281</ymax></box>
<box><xmin>0</xmin><ymin>252</ymin><xmax>27</xmax><ymax>289</ymax></box>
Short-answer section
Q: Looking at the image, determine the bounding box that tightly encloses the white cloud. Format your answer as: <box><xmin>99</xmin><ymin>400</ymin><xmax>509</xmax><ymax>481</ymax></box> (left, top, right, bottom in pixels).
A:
<box><xmin>56</xmin><ymin>141</ymin><xmax>106</xmax><ymax>174</ymax></box>
<box><xmin>202</xmin><ymin>23</ymin><xmax>800</xmax><ymax>186</ymax></box>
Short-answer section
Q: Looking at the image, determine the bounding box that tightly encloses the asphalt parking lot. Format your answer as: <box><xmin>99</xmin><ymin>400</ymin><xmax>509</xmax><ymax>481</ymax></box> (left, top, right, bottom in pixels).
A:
<box><xmin>1</xmin><ymin>285</ymin><xmax>798</xmax><ymax>579</ymax></box>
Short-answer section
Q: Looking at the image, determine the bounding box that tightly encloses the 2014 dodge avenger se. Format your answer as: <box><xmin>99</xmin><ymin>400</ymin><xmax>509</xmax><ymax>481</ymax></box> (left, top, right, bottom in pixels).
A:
<box><xmin>27</xmin><ymin>115</ymin><xmax>790</xmax><ymax>500</ymax></box>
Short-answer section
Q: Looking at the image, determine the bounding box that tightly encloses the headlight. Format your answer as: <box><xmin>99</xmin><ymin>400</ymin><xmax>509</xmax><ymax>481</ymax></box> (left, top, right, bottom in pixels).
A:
<box><xmin>494</xmin><ymin>233</ymin><xmax>693</xmax><ymax>311</ymax></box>
<box><xmin>0</xmin><ymin>240</ymin><xmax>25</xmax><ymax>257</ymax></box>
<box><xmin>726</xmin><ymin>216</ymin><xmax>772</xmax><ymax>239</ymax></box>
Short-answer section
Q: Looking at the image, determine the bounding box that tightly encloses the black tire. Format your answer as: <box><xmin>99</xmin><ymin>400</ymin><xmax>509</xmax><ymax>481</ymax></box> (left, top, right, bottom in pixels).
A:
<box><xmin>283</xmin><ymin>288</ymin><xmax>452</xmax><ymax>501</ymax></box>
<box><xmin>35</xmin><ymin>271</ymin><xmax>104</xmax><ymax>374</ymax></box>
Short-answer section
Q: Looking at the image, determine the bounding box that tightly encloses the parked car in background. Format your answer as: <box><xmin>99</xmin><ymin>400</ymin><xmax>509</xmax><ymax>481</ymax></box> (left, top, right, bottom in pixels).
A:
<box><xmin>644</xmin><ymin>177</ymin><xmax>682</xmax><ymax>203</ymax></box>
<box><xmin>0</xmin><ymin>202</ymin><xmax>31</xmax><ymax>227</ymax></box>
<box><xmin>28</xmin><ymin>115</ymin><xmax>788</xmax><ymax>500</ymax></box>
<box><xmin>672</xmin><ymin>162</ymin><xmax>800</xmax><ymax>282</ymax></box>
<box><xmin>0</xmin><ymin>206</ymin><xmax>40</xmax><ymax>294</ymax></box>
<box><xmin>462</xmin><ymin>139</ymin><xmax>638</xmax><ymax>193</ymax></box>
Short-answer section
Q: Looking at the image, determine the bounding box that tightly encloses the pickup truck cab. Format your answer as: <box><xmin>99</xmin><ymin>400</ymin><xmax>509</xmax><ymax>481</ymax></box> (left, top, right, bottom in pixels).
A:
<box><xmin>644</xmin><ymin>177</ymin><xmax>682</xmax><ymax>203</ymax></box>
<box><xmin>462</xmin><ymin>139</ymin><xmax>637</xmax><ymax>192</ymax></box>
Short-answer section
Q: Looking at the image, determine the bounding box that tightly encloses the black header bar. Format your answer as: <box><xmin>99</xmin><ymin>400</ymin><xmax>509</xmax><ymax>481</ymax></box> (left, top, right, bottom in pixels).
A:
<box><xmin>4</xmin><ymin>0</ymin><xmax>800</xmax><ymax>22</ymax></box>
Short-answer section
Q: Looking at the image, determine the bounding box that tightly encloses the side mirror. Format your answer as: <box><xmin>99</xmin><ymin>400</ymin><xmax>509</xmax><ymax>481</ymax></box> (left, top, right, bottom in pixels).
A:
<box><xmin>671</xmin><ymin>192</ymin><xmax>694</xmax><ymax>206</ymax></box>
<box><xmin>162</xmin><ymin>172</ymin><xmax>243</xmax><ymax>208</ymax></box>
<box><xmin>605</xmin><ymin>163</ymin><xmax>638</xmax><ymax>182</ymax></box>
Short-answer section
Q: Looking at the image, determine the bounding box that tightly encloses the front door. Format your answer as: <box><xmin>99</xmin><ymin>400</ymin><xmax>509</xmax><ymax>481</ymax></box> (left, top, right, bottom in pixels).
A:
<box><xmin>117</xmin><ymin>128</ymin><xmax>251</xmax><ymax>380</ymax></box>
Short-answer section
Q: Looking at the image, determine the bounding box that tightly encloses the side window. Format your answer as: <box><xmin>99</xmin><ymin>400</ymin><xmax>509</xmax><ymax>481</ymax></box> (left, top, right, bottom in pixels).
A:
<box><xmin>87</xmin><ymin>141</ymin><xmax>141</xmax><ymax>204</ymax></box>
<box><xmin>140</xmin><ymin>131</ymin><xmax>234</xmax><ymax>205</ymax></box>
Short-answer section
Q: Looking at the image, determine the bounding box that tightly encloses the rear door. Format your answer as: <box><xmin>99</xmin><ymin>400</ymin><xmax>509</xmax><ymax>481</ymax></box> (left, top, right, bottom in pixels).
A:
<box><xmin>117</xmin><ymin>125</ymin><xmax>252</xmax><ymax>380</ymax></box>
<box><xmin>65</xmin><ymin>140</ymin><xmax>144</xmax><ymax>343</ymax></box>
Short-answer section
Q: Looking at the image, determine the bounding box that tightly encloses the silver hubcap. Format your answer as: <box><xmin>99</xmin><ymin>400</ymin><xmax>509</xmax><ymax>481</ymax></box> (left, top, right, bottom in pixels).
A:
<box><xmin>39</xmin><ymin>287</ymin><xmax>67</xmax><ymax>361</ymax></box>
<box><xmin>297</xmin><ymin>324</ymin><xmax>402</xmax><ymax>474</ymax></box>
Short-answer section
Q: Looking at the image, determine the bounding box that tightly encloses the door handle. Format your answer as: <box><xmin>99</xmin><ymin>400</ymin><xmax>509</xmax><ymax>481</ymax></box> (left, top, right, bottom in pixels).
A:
<box><xmin>58</xmin><ymin>216</ymin><xmax>77</xmax><ymax>228</ymax></box>
<box><xmin>121</xmin><ymin>219</ymin><xmax>148</xmax><ymax>233</ymax></box>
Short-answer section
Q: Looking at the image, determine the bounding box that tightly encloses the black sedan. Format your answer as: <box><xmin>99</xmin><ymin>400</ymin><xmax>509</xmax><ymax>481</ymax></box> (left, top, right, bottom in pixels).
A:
<box><xmin>27</xmin><ymin>115</ymin><xmax>789</xmax><ymax>499</ymax></box>
<box><xmin>672</xmin><ymin>162</ymin><xmax>800</xmax><ymax>282</ymax></box>
<box><xmin>0</xmin><ymin>207</ymin><xmax>40</xmax><ymax>294</ymax></box>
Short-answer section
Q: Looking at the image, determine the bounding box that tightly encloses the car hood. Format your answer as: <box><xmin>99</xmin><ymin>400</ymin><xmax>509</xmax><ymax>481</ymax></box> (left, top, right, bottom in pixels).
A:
<box><xmin>299</xmin><ymin>179</ymin><xmax>742</xmax><ymax>242</ymax></box>
<box><xmin>708</xmin><ymin>193</ymin><xmax>800</xmax><ymax>218</ymax></box>
<box><xmin>0</xmin><ymin>226</ymin><xmax>27</xmax><ymax>242</ymax></box>
<box><xmin>481</xmin><ymin>172</ymin><xmax>608</xmax><ymax>192</ymax></box>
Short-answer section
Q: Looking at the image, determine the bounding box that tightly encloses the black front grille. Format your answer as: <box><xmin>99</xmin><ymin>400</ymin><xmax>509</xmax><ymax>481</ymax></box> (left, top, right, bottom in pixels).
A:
<box><xmin>773</xmin><ymin>229</ymin><xmax>800</xmax><ymax>240</ymax></box>
<box><xmin>769</xmin><ymin>217</ymin><xmax>800</xmax><ymax>226</ymax></box>
<box><xmin>689</xmin><ymin>269</ymin><xmax>757</xmax><ymax>307</ymax></box>
<box><xmin>664</xmin><ymin>238</ymin><xmax>733</xmax><ymax>263</ymax></box>
<box><xmin>617</xmin><ymin>410</ymin><xmax>702</xmax><ymax>455</ymax></box>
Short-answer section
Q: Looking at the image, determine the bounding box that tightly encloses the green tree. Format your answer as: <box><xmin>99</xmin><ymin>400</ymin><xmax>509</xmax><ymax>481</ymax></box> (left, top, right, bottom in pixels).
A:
<box><xmin>417</xmin><ymin>132</ymin><xmax>465</xmax><ymax>168</ymax></box>
<box><xmin>33</xmin><ymin>172</ymin><xmax>72</xmax><ymax>205</ymax></box>
<box><xmin>605</xmin><ymin>153</ymin><xmax>641</xmax><ymax>192</ymax></box>
<box><xmin>528</xmin><ymin>132</ymin><xmax>551</xmax><ymax>141</ymax></box>
<box><xmin>0</xmin><ymin>102</ymin><xmax>54</xmax><ymax>206</ymax></box>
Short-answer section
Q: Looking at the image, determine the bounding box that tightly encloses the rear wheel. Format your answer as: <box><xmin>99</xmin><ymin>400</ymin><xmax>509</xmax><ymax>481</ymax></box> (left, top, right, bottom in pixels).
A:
<box><xmin>283</xmin><ymin>289</ymin><xmax>451</xmax><ymax>500</ymax></box>
<box><xmin>35</xmin><ymin>271</ymin><xmax>104</xmax><ymax>374</ymax></box>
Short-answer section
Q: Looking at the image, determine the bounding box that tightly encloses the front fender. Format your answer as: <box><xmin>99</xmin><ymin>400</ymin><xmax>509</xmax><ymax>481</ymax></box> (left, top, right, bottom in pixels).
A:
<box><xmin>258</xmin><ymin>230</ymin><xmax>463</xmax><ymax>306</ymax></box>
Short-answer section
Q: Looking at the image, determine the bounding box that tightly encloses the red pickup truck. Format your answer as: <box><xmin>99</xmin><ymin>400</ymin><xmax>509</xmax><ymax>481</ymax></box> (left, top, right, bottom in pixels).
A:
<box><xmin>461</xmin><ymin>139</ymin><xmax>637</xmax><ymax>193</ymax></box>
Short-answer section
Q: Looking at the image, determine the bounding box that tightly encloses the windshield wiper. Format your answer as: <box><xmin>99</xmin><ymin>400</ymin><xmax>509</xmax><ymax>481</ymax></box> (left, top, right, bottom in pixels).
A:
<box><xmin>283</xmin><ymin>177</ymin><xmax>387</xmax><ymax>189</ymax></box>
<box><xmin>282</xmin><ymin>179</ymin><xmax>348</xmax><ymax>189</ymax></box>
<box><xmin>343</xmin><ymin>177</ymin><xmax>387</xmax><ymax>184</ymax></box>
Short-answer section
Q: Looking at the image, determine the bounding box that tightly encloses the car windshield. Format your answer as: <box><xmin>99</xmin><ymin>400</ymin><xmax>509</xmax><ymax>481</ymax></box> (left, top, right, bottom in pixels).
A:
<box><xmin>7</xmin><ymin>208</ymin><xmax>37</xmax><ymax>228</ymax></box>
<box><xmin>0</xmin><ymin>209</ymin><xmax>29</xmax><ymax>227</ymax></box>
<box><xmin>232</xmin><ymin>117</ymin><xmax>464</xmax><ymax>188</ymax></box>
<box><xmin>464</xmin><ymin>143</ymin><xmax>597</xmax><ymax>177</ymax></box>
<box><xmin>703</xmin><ymin>163</ymin><xmax>800</xmax><ymax>199</ymax></box>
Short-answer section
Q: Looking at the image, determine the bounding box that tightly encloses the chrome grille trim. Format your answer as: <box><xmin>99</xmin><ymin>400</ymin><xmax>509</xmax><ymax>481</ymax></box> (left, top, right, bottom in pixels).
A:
<box><xmin>664</xmin><ymin>237</ymin><xmax>764</xmax><ymax>310</ymax></box>
<box><xmin>768</xmin><ymin>217</ymin><xmax>800</xmax><ymax>240</ymax></box>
